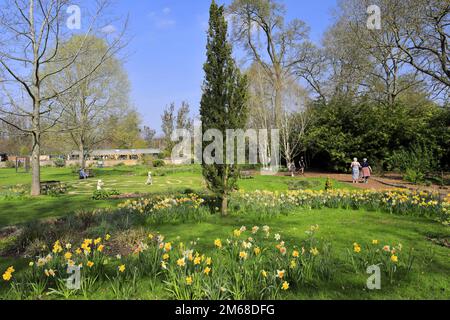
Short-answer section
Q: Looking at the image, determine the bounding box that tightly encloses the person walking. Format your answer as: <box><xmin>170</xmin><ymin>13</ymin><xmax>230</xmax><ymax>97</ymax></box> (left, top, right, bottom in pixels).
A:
<box><xmin>361</xmin><ymin>158</ymin><xmax>373</xmax><ymax>184</ymax></box>
<box><xmin>289</xmin><ymin>162</ymin><xmax>296</xmax><ymax>177</ymax></box>
<box><xmin>146</xmin><ymin>171</ymin><xmax>153</xmax><ymax>185</ymax></box>
<box><xmin>350</xmin><ymin>158</ymin><xmax>361</xmax><ymax>184</ymax></box>
<box><xmin>299</xmin><ymin>156</ymin><xmax>306</xmax><ymax>176</ymax></box>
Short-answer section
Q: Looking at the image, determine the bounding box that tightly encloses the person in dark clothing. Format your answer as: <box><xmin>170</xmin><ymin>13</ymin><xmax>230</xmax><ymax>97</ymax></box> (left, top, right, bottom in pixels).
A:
<box><xmin>361</xmin><ymin>158</ymin><xmax>372</xmax><ymax>184</ymax></box>
<box><xmin>299</xmin><ymin>157</ymin><xmax>306</xmax><ymax>176</ymax></box>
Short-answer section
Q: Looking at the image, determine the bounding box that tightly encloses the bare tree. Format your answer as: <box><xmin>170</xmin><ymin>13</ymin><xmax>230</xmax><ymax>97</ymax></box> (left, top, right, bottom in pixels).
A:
<box><xmin>328</xmin><ymin>0</ymin><xmax>417</xmax><ymax>105</ymax></box>
<box><xmin>46</xmin><ymin>35</ymin><xmax>130</xmax><ymax>168</ymax></box>
<box><xmin>279</xmin><ymin>77</ymin><xmax>309</xmax><ymax>167</ymax></box>
<box><xmin>0</xmin><ymin>0</ymin><xmax>127</xmax><ymax>195</ymax></box>
<box><xmin>388</xmin><ymin>0</ymin><xmax>449</xmax><ymax>97</ymax></box>
<box><xmin>228</xmin><ymin>0</ymin><xmax>310</xmax><ymax>123</ymax></box>
<box><xmin>161</xmin><ymin>101</ymin><xmax>193</xmax><ymax>153</ymax></box>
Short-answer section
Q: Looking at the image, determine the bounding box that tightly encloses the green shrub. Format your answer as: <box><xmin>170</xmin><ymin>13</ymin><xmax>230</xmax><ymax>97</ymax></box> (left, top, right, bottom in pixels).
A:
<box><xmin>5</xmin><ymin>160</ymin><xmax>16</xmax><ymax>168</ymax></box>
<box><xmin>404</xmin><ymin>168</ymin><xmax>425</xmax><ymax>184</ymax></box>
<box><xmin>387</xmin><ymin>143</ymin><xmax>438</xmax><ymax>184</ymax></box>
<box><xmin>92</xmin><ymin>189</ymin><xmax>121</xmax><ymax>200</ymax></box>
<box><xmin>53</xmin><ymin>158</ymin><xmax>66</xmax><ymax>168</ymax></box>
<box><xmin>325</xmin><ymin>178</ymin><xmax>334</xmax><ymax>191</ymax></box>
<box><xmin>43</xmin><ymin>184</ymin><xmax>68</xmax><ymax>197</ymax></box>
<box><xmin>140</xmin><ymin>155</ymin><xmax>155</xmax><ymax>166</ymax></box>
<box><xmin>152</xmin><ymin>159</ymin><xmax>165</xmax><ymax>167</ymax></box>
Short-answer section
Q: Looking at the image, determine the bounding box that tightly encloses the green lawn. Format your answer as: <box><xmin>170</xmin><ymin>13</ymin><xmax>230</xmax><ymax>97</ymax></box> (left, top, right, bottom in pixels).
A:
<box><xmin>154</xmin><ymin>209</ymin><xmax>449</xmax><ymax>300</ymax></box>
<box><xmin>0</xmin><ymin>208</ymin><xmax>448</xmax><ymax>299</ymax></box>
<box><xmin>0</xmin><ymin>166</ymin><xmax>448</xmax><ymax>300</ymax></box>
<box><xmin>0</xmin><ymin>166</ymin><xmax>353</xmax><ymax>227</ymax></box>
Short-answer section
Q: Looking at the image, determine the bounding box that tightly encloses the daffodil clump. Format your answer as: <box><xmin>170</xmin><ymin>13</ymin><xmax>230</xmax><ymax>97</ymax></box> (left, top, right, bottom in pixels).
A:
<box><xmin>2</xmin><ymin>224</ymin><xmax>417</xmax><ymax>300</ymax></box>
<box><xmin>0</xmin><ymin>184</ymin><xmax>28</xmax><ymax>200</ymax></box>
<box><xmin>230</xmin><ymin>189</ymin><xmax>449</xmax><ymax>224</ymax></box>
<box><xmin>348</xmin><ymin>240</ymin><xmax>412</xmax><ymax>283</ymax></box>
<box><xmin>2</xmin><ymin>235</ymin><xmax>132</xmax><ymax>299</ymax></box>
<box><xmin>160</xmin><ymin>225</ymin><xmax>345</xmax><ymax>300</ymax></box>
<box><xmin>118</xmin><ymin>194</ymin><xmax>208</xmax><ymax>224</ymax></box>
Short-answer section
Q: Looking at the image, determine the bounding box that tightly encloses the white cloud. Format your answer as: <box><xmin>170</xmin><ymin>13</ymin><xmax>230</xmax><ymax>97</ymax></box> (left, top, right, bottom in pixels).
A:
<box><xmin>101</xmin><ymin>24</ymin><xmax>116</xmax><ymax>34</ymax></box>
<box><xmin>148</xmin><ymin>8</ymin><xmax>176</xmax><ymax>29</ymax></box>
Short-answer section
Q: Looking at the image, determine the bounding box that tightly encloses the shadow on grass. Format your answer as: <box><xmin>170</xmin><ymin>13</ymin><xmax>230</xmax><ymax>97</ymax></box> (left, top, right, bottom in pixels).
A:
<box><xmin>0</xmin><ymin>196</ymin><xmax>118</xmax><ymax>227</ymax></box>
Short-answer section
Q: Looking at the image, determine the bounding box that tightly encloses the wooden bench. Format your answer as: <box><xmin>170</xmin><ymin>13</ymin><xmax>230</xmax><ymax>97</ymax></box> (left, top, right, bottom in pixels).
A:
<box><xmin>85</xmin><ymin>169</ymin><xmax>95</xmax><ymax>177</ymax></box>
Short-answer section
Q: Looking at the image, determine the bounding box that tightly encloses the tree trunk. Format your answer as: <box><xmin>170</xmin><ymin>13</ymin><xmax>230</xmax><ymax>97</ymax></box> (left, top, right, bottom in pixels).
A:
<box><xmin>274</xmin><ymin>85</ymin><xmax>282</xmax><ymax>125</ymax></box>
<box><xmin>221</xmin><ymin>193</ymin><xmax>228</xmax><ymax>217</ymax></box>
<box><xmin>30</xmin><ymin>132</ymin><xmax>41</xmax><ymax>196</ymax></box>
<box><xmin>274</xmin><ymin>66</ymin><xmax>283</xmax><ymax>125</ymax></box>
<box><xmin>79</xmin><ymin>142</ymin><xmax>86</xmax><ymax>169</ymax></box>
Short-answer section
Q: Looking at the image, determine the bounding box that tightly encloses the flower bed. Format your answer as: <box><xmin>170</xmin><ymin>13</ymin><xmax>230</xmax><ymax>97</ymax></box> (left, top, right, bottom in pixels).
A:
<box><xmin>118</xmin><ymin>194</ymin><xmax>209</xmax><ymax>224</ymax></box>
<box><xmin>230</xmin><ymin>189</ymin><xmax>450</xmax><ymax>225</ymax></box>
<box><xmin>2</xmin><ymin>225</ymin><xmax>414</xmax><ymax>300</ymax></box>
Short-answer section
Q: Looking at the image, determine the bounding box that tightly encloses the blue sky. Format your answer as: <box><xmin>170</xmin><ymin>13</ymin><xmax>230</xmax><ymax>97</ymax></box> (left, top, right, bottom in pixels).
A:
<box><xmin>111</xmin><ymin>0</ymin><xmax>338</xmax><ymax>133</ymax></box>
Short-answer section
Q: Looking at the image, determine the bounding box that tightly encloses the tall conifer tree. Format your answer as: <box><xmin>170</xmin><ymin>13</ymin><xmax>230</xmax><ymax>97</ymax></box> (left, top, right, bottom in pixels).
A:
<box><xmin>200</xmin><ymin>0</ymin><xmax>248</xmax><ymax>216</ymax></box>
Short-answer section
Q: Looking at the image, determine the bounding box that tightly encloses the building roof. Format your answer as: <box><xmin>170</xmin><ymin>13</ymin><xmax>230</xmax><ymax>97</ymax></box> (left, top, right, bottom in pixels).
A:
<box><xmin>71</xmin><ymin>149</ymin><xmax>161</xmax><ymax>156</ymax></box>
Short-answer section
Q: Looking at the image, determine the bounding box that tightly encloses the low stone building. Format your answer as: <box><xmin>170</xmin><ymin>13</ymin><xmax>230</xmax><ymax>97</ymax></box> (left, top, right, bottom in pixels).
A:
<box><xmin>66</xmin><ymin>148</ymin><xmax>161</xmax><ymax>167</ymax></box>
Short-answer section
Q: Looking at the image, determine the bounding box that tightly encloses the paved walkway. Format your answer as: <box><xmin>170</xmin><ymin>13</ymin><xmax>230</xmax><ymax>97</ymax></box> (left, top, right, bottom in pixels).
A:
<box><xmin>297</xmin><ymin>171</ymin><xmax>449</xmax><ymax>197</ymax></box>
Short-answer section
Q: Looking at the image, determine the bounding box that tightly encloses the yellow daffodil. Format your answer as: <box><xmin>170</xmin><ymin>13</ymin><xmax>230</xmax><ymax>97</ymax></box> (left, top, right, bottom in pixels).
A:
<box><xmin>118</xmin><ymin>264</ymin><xmax>126</xmax><ymax>273</ymax></box>
<box><xmin>164</xmin><ymin>242</ymin><xmax>172</xmax><ymax>252</ymax></box>
<box><xmin>177</xmin><ymin>258</ymin><xmax>186</xmax><ymax>267</ymax></box>
<box><xmin>204</xmin><ymin>267</ymin><xmax>211</xmax><ymax>275</ymax></box>
<box><xmin>52</xmin><ymin>241</ymin><xmax>63</xmax><ymax>254</ymax></box>
<box><xmin>214</xmin><ymin>239</ymin><xmax>222</xmax><ymax>249</ymax></box>
<box><xmin>391</xmin><ymin>255</ymin><xmax>398</xmax><ymax>263</ymax></box>
<box><xmin>281</xmin><ymin>281</ymin><xmax>290</xmax><ymax>290</ymax></box>
<box><xmin>2</xmin><ymin>271</ymin><xmax>12</xmax><ymax>281</ymax></box>
<box><xmin>239</xmin><ymin>251</ymin><xmax>248</xmax><ymax>260</ymax></box>
<box><xmin>186</xmin><ymin>276</ymin><xmax>193</xmax><ymax>285</ymax></box>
